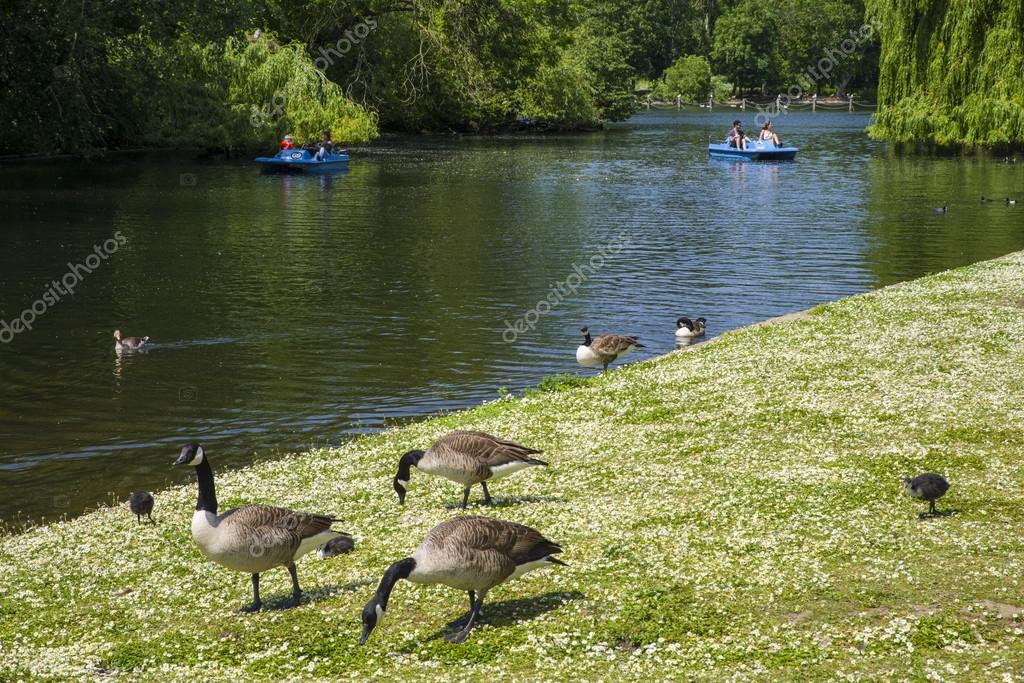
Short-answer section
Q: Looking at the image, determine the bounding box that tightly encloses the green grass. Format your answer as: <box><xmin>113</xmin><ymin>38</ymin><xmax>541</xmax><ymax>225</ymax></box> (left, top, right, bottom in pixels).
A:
<box><xmin>3</xmin><ymin>253</ymin><xmax>1024</xmax><ymax>681</ymax></box>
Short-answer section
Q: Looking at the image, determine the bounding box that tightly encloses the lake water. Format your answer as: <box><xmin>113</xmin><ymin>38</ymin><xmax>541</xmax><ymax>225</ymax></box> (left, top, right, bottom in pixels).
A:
<box><xmin>2</xmin><ymin>110</ymin><xmax>1022</xmax><ymax>523</ymax></box>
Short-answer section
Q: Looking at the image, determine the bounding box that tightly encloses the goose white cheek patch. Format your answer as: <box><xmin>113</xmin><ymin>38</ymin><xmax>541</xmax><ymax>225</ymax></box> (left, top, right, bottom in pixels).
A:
<box><xmin>376</xmin><ymin>604</ymin><xmax>385</xmax><ymax>621</ymax></box>
<box><xmin>396</xmin><ymin>479</ymin><xmax>409</xmax><ymax>488</ymax></box>
<box><xmin>189</xmin><ymin>446</ymin><xmax>205</xmax><ymax>466</ymax></box>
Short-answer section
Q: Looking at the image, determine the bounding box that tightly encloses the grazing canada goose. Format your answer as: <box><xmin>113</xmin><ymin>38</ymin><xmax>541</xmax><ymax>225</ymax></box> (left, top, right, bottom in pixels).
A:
<box><xmin>174</xmin><ymin>443</ymin><xmax>352</xmax><ymax>612</ymax></box>
<box><xmin>394</xmin><ymin>430</ymin><xmax>547</xmax><ymax>509</ymax></box>
<box><xmin>576</xmin><ymin>326</ymin><xmax>644</xmax><ymax>371</ymax></box>
<box><xmin>902</xmin><ymin>473</ymin><xmax>950</xmax><ymax>517</ymax></box>
<box><xmin>113</xmin><ymin>330</ymin><xmax>149</xmax><ymax>351</ymax></box>
<box><xmin>933</xmin><ymin>206</ymin><xmax>948</xmax><ymax>214</ymax></box>
<box><xmin>1007</xmin><ymin>198</ymin><xmax>1018</xmax><ymax>205</ymax></box>
<box><xmin>129</xmin><ymin>491</ymin><xmax>154</xmax><ymax>524</ymax></box>
<box><xmin>359</xmin><ymin>516</ymin><xmax>566</xmax><ymax>644</ymax></box>
<box><xmin>317</xmin><ymin>535</ymin><xmax>356</xmax><ymax>559</ymax></box>
<box><xmin>675</xmin><ymin>316</ymin><xmax>707</xmax><ymax>338</ymax></box>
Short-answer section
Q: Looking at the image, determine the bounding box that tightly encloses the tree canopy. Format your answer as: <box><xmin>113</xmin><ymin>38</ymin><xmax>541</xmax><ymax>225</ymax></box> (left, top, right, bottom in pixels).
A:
<box><xmin>866</xmin><ymin>0</ymin><xmax>1024</xmax><ymax>147</ymax></box>
<box><xmin>0</xmin><ymin>0</ymin><xmax>891</xmax><ymax>155</ymax></box>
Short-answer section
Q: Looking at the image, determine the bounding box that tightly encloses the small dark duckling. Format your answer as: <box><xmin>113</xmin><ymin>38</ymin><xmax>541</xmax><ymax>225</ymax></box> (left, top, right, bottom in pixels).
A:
<box><xmin>114</xmin><ymin>330</ymin><xmax>149</xmax><ymax>351</ymax></box>
<box><xmin>129</xmin><ymin>491</ymin><xmax>155</xmax><ymax>524</ymax></box>
<box><xmin>317</xmin><ymin>534</ymin><xmax>355</xmax><ymax>559</ymax></box>
<box><xmin>902</xmin><ymin>473</ymin><xmax>949</xmax><ymax>518</ymax></box>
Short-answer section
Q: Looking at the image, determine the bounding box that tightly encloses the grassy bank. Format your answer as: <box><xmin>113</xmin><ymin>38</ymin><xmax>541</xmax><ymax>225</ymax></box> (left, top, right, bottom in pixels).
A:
<box><xmin>3</xmin><ymin>254</ymin><xmax>1024</xmax><ymax>682</ymax></box>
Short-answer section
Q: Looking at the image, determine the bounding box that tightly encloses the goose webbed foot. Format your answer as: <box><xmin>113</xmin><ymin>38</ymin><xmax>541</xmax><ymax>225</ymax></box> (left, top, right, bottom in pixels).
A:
<box><xmin>239</xmin><ymin>574</ymin><xmax>262</xmax><ymax>612</ymax></box>
<box><xmin>445</xmin><ymin>592</ymin><xmax>484</xmax><ymax>643</ymax></box>
<box><xmin>279</xmin><ymin>563</ymin><xmax>302</xmax><ymax>609</ymax></box>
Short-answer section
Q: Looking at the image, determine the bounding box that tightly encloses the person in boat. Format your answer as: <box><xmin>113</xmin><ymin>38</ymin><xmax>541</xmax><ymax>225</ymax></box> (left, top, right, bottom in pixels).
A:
<box><xmin>759</xmin><ymin>121</ymin><xmax>781</xmax><ymax>146</ymax></box>
<box><xmin>728</xmin><ymin>120</ymin><xmax>749</xmax><ymax>149</ymax></box>
<box><xmin>279</xmin><ymin>134</ymin><xmax>295</xmax><ymax>150</ymax></box>
<box><xmin>314</xmin><ymin>130</ymin><xmax>333</xmax><ymax>161</ymax></box>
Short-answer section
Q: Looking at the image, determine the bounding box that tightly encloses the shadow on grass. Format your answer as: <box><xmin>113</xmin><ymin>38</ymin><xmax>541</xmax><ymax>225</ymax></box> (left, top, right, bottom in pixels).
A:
<box><xmin>918</xmin><ymin>508</ymin><xmax>960</xmax><ymax>520</ymax></box>
<box><xmin>256</xmin><ymin>577</ymin><xmax>377</xmax><ymax>611</ymax></box>
<box><xmin>402</xmin><ymin>589</ymin><xmax>585</xmax><ymax>649</ymax></box>
<box><xmin>442</xmin><ymin>495</ymin><xmax>565</xmax><ymax>511</ymax></box>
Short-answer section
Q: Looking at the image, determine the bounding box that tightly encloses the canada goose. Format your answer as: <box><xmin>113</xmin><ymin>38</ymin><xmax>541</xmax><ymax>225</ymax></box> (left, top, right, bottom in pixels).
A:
<box><xmin>173</xmin><ymin>443</ymin><xmax>352</xmax><ymax>612</ymax></box>
<box><xmin>129</xmin><ymin>491</ymin><xmax>154</xmax><ymax>524</ymax></box>
<box><xmin>980</xmin><ymin>196</ymin><xmax>991</xmax><ymax>202</ymax></box>
<box><xmin>113</xmin><ymin>330</ymin><xmax>148</xmax><ymax>351</ymax></box>
<box><xmin>902</xmin><ymin>473</ymin><xmax>950</xmax><ymax>517</ymax></box>
<box><xmin>317</xmin><ymin>535</ymin><xmax>356</xmax><ymax>559</ymax></box>
<box><xmin>1007</xmin><ymin>198</ymin><xmax>1018</xmax><ymax>205</ymax></box>
<box><xmin>576</xmin><ymin>327</ymin><xmax>644</xmax><ymax>371</ymax></box>
<box><xmin>933</xmin><ymin>206</ymin><xmax>947</xmax><ymax>214</ymax></box>
<box><xmin>675</xmin><ymin>316</ymin><xmax>707</xmax><ymax>338</ymax></box>
<box><xmin>394</xmin><ymin>430</ymin><xmax>547</xmax><ymax>509</ymax></box>
<box><xmin>359</xmin><ymin>516</ymin><xmax>566</xmax><ymax>644</ymax></box>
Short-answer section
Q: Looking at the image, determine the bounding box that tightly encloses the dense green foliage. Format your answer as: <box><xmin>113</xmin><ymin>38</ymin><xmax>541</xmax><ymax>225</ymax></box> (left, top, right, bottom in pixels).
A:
<box><xmin>710</xmin><ymin>0</ymin><xmax>784</xmax><ymax>95</ymax></box>
<box><xmin>0</xmin><ymin>0</ymin><xmax>887</xmax><ymax>154</ymax></box>
<box><xmin>867</xmin><ymin>0</ymin><xmax>1024</xmax><ymax>147</ymax></box>
<box><xmin>652</xmin><ymin>54</ymin><xmax>712</xmax><ymax>102</ymax></box>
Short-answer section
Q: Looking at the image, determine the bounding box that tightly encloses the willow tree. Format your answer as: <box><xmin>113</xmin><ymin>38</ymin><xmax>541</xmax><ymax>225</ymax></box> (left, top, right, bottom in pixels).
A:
<box><xmin>867</xmin><ymin>0</ymin><xmax>1024</xmax><ymax>147</ymax></box>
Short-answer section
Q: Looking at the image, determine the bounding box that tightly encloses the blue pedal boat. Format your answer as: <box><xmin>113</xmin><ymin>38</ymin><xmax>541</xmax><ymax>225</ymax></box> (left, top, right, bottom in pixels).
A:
<box><xmin>708</xmin><ymin>138</ymin><xmax>798</xmax><ymax>161</ymax></box>
<box><xmin>255</xmin><ymin>148</ymin><xmax>350</xmax><ymax>173</ymax></box>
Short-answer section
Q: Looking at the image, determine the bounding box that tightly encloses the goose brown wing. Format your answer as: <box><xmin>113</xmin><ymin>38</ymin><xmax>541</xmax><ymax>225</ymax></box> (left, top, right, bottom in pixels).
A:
<box><xmin>508</xmin><ymin>525</ymin><xmax>563</xmax><ymax>565</ymax></box>
<box><xmin>428</xmin><ymin>516</ymin><xmax>519</xmax><ymax>554</ymax></box>
<box><xmin>444</xmin><ymin>430</ymin><xmax>545</xmax><ymax>466</ymax></box>
<box><xmin>221</xmin><ymin>505</ymin><xmax>339</xmax><ymax>542</ymax></box>
<box><xmin>590</xmin><ymin>334</ymin><xmax>640</xmax><ymax>356</ymax></box>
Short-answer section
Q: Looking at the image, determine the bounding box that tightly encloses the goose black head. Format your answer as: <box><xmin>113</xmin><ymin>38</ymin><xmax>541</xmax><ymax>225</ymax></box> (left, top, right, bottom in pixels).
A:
<box><xmin>174</xmin><ymin>443</ymin><xmax>206</xmax><ymax>467</ymax></box>
<box><xmin>696</xmin><ymin>317</ymin><xmax>707</xmax><ymax>326</ymax></box>
<box><xmin>359</xmin><ymin>597</ymin><xmax>385</xmax><ymax>645</ymax></box>
<box><xmin>580</xmin><ymin>326</ymin><xmax>593</xmax><ymax>345</ymax></box>
<box><xmin>394</xmin><ymin>450</ymin><xmax>424</xmax><ymax>505</ymax></box>
<box><xmin>676</xmin><ymin>317</ymin><xmax>694</xmax><ymax>331</ymax></box>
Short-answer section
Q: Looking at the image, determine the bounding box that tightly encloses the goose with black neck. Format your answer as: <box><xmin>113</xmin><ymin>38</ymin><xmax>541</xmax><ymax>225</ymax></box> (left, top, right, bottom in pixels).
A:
<box><xmin>174</xmin><ymin>442</ymin><xmax>353</xmax><ymax>612</ymax></box>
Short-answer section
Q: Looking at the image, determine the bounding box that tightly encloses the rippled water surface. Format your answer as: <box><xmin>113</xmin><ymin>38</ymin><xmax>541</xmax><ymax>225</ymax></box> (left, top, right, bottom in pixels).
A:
<box><xmin>2</xmin><ymin>110</ymin><xmax>1022</xmax><ymax>522</ymax></box>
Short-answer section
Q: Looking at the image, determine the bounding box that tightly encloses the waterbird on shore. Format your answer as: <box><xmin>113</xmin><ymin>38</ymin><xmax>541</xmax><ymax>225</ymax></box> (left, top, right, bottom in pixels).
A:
<box><xmin>576</xmin><ymin>327</ymin><xmax>644</xmax><ymax>371</ymax></box>
<box><xmin>113</xmin><ymin>330</ymin><xmax>149</xmax><ymax>351</ymax></box>
<box><xmin>317</xmin><ymin>534</ymin><xmax>356</xmax><ymax>559</ymax></box>
<box><xmin>981</xmin><ymin>196</ymin><xmax>991</xmax><ymax>202</ymax></box>
<box><xmin>1007</xmin><ymin>198</ymin><xmax>1018</xmax><ymax>205</ymax></box>
<box><xmin>902</xmin><ymin>473</ymin><xmax>950</xmax><ymax>518</ymax></box>
<box><xmin>129</xmin><ymin>491</ymin><xmax>154</xmax><ymax>524</ymax></box>
<box><xmin>675</xmin><ymin>317</ymin><xmax>707</xmax><ymax>339</ymax></box>
<box><xmin>174</xmin><ymin>443</ymin><xmax>352</xmax><ymax>612</ymax></box>
<box><xmin>359</xmin><ymin>516</ymin><xmax>566</xmax><ymax>644</ymax></box>
<box><xmin>394</xmin><ymin>431</ymin><xmax>547</xmax><ymax>509</ymax></box>
<box><xmin>933</xmin><ymin>206</ymin><xmax>948</xmax><ymax>214</ymax></box>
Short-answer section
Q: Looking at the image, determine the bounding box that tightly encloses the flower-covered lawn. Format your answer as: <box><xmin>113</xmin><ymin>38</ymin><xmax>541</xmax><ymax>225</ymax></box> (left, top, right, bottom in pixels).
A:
<box><xmin>2</xmin><ymin>253</ymin><xmax>1024</xmax><ymax>682</ymax></box>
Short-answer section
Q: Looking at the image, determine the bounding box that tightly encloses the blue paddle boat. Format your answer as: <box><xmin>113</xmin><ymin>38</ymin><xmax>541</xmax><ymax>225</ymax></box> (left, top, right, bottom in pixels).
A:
<box><xmin>255</xmin><ymin>148</ymin><xmax>350</xmax><ymax>173</ymax></box>
<box><xmin>708</xmin><ymin>138</ymin><xmax>798</xmax><ymax>161</ymax></box>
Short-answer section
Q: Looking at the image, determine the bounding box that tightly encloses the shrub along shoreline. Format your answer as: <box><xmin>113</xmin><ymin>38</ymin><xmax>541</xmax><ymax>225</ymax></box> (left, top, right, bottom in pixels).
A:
<box><xmin>3</xmin><ymin>253</ymin><xmax>1024</xmax><ymax>681</ymax></box>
